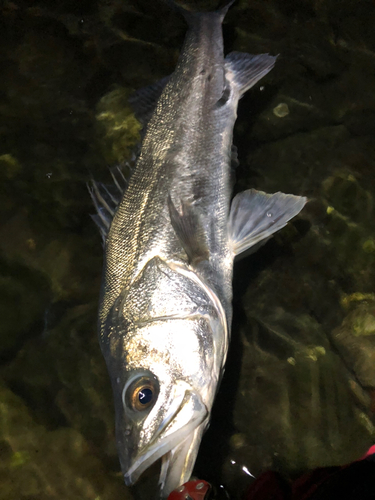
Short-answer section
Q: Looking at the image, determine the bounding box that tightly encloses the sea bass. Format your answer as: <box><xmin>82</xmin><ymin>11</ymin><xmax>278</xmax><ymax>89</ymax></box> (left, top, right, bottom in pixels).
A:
<box><xmin>92</xmin><ymin>2</ymin><xmax>306</xmax><ymax>498</ymax></box>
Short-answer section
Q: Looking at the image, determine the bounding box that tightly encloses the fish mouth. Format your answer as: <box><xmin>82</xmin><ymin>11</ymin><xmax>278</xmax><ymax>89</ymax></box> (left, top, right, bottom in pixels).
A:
<box><xmin>123</xmin><ymin>383</ymin><xmax>208</xmax><ymax>496</ymax></box>
<box><xmin>158</xmin><ymin>423</ymin><xmax>207</xmax><ymax>498</ymax></box>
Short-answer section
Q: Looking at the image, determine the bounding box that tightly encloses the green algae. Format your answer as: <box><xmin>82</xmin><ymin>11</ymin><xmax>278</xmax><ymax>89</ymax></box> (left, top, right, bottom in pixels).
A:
<box><xmin>10</xmin><ymin>451</ymin><xmax>31</xmax><ymax>469</ymax></box>
<box><xmin>0</xmin><ymin>154</ymin><xmax>21</xmax><ymax>179</ymax></box>
<box><xmin>96</xmin><ymin>87</ymin><xmax>141</xmax><ymax>165</ymax></box>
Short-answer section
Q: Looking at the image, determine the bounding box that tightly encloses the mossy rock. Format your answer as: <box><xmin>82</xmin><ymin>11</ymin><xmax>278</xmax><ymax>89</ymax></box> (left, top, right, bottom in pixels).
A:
<box><xmin>0</xmin><ymin>378</ymin><xmax>130</xmax><ymax>500</ymax></box>
<box><xmin>332</xmin><ymin>298</ymin><xmax>375</xmax><ymax>388</ymax></box>
<box><xmin>0</xmin><ymin>258</ymin><xmax>50</xmax><ymax>360</ymax></box>
<box><xmin>95</xmin><ymin>87</ymin><xmax>141</xmax><ymax>165</ymax></box>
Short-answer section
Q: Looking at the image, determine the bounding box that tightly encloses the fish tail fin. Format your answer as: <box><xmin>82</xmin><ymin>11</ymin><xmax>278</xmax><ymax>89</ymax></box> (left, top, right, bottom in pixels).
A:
<box><xmin>165</xmin><ymin>0</ymin><xmax>234</xmax><ymax>24</ymax></box>
<box><xmin>217</xmin><ymin>0</ymin><xmax>236</xmax><ymax>20</ymax></box>
<box><xmin>225</xmin><ymin>52</ymin><xmax>278</xmax><ymax>97</ymax></box>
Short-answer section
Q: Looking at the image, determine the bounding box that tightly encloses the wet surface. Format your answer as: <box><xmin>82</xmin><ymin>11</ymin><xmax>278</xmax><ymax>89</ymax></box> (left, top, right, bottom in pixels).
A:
<box><xmin>1</xmin><ymin>0</ymin><xmax>375</xmax><ymax>499</ymax></box>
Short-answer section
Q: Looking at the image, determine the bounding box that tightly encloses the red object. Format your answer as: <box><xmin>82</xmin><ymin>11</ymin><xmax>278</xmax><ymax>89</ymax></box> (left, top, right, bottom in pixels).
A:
<box><xmin>362</xmin><ymin>444</ymin><xmax>375</xmax><ymax>459</ymax></box>
<box><xmin>168</xmin><ymin>479</ymin><xmax>211</xmax><ymax>500</ymax></box>
<box><xmin>168</xmin><ymin>445</ymin><xmax>375</xmax><ymax>500</ymax></box>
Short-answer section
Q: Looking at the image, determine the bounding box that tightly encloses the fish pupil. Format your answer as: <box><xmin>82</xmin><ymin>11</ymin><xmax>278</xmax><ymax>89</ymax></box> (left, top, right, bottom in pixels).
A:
<box><xmin>138</xmin><ymin>388</ymin><xmax>153</xmax><ymax>405</ymax></box>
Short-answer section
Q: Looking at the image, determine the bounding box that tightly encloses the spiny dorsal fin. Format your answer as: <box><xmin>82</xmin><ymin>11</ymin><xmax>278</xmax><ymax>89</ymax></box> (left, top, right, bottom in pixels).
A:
<box><xmin>88</xmin><ymin>165</ymin><xmax>129</xmax><ymax>242</ymax></box>
<box><xmin>168</xmin><ymin>195</ymin><xmax>209</xmax><ymax>265</ymax></box>
<box><xmin>228</xmin><ymin>189</ymin><xmax>307</xmax><ymax>256</ymax></box>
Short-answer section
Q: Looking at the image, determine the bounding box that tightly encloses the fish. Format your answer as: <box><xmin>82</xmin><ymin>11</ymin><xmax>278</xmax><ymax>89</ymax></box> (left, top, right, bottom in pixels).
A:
<box><xmin>91</xmin><ymin>2</ymin><xmax>306</xmax><ymax>498</ymax></box>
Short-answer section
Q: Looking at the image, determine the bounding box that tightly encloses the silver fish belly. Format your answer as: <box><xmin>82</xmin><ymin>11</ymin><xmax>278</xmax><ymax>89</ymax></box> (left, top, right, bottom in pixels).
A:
<box><xmin>92</xmin><ymin>4</ymin><xmax>306</xmax><ymax>499</ymax></box>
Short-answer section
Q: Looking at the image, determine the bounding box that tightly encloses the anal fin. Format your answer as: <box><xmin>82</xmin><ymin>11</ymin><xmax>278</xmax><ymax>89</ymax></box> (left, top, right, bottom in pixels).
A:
<box><xmin>228</xmin><ymin>189</ymin><xmax>307</xmax><ymax>256</ymax></box>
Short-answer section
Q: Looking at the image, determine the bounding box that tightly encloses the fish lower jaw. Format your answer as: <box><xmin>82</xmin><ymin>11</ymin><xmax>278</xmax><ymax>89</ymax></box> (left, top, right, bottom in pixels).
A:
<box><xmin>158</xmin><ymin>422</ymin><xmax>207</xmax><ymax>498</ymax></box>
<box><xmin>123</xmin><ymin>434</ymin><xmax>201</xmax><ymax>497</ymax></box>
<box><xmin>123</xmin><ymin>390</ymin><xmax>208</xmax><ymax>496</ymax></box>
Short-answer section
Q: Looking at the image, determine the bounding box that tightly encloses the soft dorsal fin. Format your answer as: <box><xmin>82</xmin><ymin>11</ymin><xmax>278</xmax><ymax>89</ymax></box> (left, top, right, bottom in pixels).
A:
<box><xmin>225</xmin><ymin>52</ymin><xmax>277</xmax><ymax>97</ymax></box>
<box><xmin>128</xmin><ymin>76</ymin><xmax>170</xmax><ymax>126</ymax></box>
<box><xmin>228</xmin><ymin>189</ymin><xmax>307</xmax><ymax>256</ymax></box>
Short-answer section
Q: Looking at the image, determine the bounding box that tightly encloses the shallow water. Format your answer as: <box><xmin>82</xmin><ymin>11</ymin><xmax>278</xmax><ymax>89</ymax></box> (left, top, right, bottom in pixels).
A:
<box><xmin>1</xmin><ymin>0</ymin><xmax>375</xmax><ymax>499</ymax></box>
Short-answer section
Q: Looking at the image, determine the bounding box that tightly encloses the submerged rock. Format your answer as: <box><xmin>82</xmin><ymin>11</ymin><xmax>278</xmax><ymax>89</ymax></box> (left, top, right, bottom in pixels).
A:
<box><xmin>332</xmin><ymin>297</ymin><xmax>375</xmax><ymax>388</ymax></box>
<box><xmin>233</xmin><ymin>311</ymin><xmax>372</xmax><ymax>468</ymax></box>
<box><xmin>95</xmin><ymin>86</ymin><xmax>141</xmax><ymax>165</ymax></box>
<box><xmin>0</xmin><ymin>378</ymin><xmax>130</xmax><ymax>500</ymax></box>
<box><xmin>0</xmin><ymin>257</ymin><xmax>49</xmax><ymax>361</ymax></box>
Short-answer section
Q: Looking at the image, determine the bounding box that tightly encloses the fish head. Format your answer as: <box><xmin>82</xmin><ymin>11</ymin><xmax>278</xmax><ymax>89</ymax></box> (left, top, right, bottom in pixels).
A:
<box><xmin>101</xmin><ymin>257</ymin><xmax>227</xmax><ymax>497</ymax></box>
<box><xmin>108</xmin><ymin>318</ymin><xmax>214</xmax><ymax>498</ymax></box>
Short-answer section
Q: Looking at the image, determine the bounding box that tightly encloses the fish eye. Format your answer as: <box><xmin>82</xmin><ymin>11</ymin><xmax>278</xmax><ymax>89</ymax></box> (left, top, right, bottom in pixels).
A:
<box><xmin>125</xmin><ymin>375</ymin><xmax>159</xmax><ymax>412</ymax></box>
<box><xmin>131</xmin><ymin>383</ymin><xmax>154</xmax><ymax>411</ymax></box>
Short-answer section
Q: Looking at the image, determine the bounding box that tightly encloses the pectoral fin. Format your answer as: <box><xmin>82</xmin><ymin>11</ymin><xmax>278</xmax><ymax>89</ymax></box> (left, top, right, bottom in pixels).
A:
<box><xmin>228</xmin><ymin>189</ymin><xmax>307</xmax><ymax>256</ymax></box>
<box><xmin>168</xmin><ymin>195</ymin><xmax>209</xmax><ymax>265</ymax></box>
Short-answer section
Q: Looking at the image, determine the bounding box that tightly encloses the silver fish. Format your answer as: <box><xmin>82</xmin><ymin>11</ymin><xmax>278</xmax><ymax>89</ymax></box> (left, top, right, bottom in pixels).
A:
<box><xmin>92</xmin><ymin>2</ymin><xmax>306</xmax><ymax>498</ymax></box>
